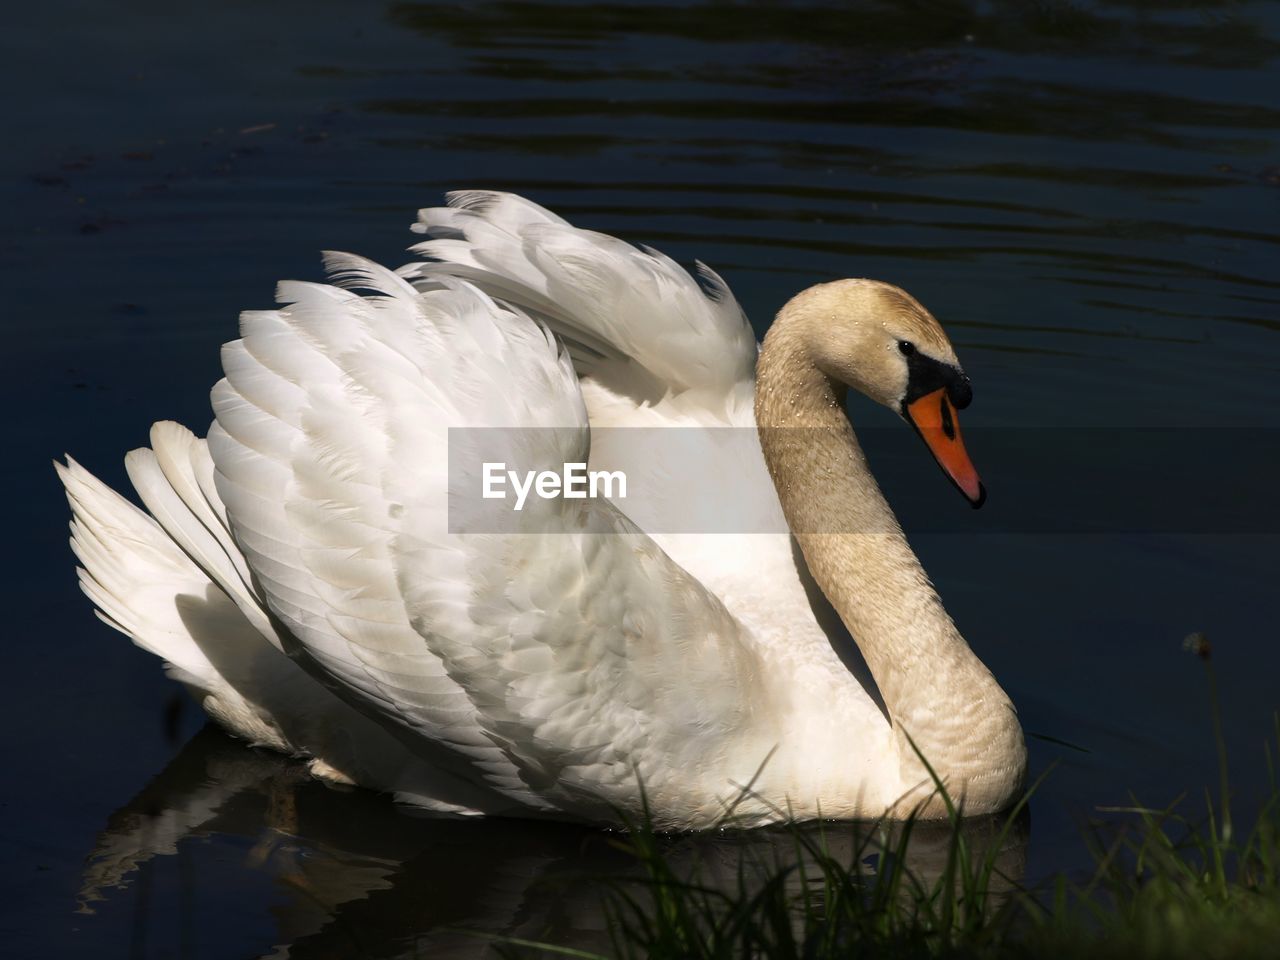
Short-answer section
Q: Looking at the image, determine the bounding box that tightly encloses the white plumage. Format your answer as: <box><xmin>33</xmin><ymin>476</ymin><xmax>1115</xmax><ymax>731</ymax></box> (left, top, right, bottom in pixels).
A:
<box><xmin>59</xmin><ymin>191</ymin><xmax>1025</xmax><ymax>828</ymax></box>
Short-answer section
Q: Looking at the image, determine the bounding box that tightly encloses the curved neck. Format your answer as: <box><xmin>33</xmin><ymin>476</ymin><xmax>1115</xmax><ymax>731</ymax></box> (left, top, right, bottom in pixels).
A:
<box><xmin>754</xmin><ymin>314</ymin><xmax>1024</xmax><ymax>812</ymax></box>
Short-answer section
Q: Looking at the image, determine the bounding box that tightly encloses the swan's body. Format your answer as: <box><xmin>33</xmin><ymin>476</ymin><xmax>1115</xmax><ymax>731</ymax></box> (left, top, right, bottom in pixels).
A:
<box><xmin>58</xmin><ymin>192</ymin><xmax>1025</xmax><ymax>827</ymax></box>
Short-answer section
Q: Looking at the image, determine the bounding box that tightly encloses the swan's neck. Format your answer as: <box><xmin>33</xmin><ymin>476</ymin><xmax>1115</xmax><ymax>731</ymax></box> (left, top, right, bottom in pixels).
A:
<box><xmin>754</xmin><ymin>318</ymin><xmax>1024</xmax><ymax>813</ymax></box>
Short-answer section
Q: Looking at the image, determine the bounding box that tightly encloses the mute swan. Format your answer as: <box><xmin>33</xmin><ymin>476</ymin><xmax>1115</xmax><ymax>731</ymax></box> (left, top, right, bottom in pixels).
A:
<box><xmin>58</xmin><ymin>191</ymin><xmax>1025</xmax><ymax>828</ymax></box>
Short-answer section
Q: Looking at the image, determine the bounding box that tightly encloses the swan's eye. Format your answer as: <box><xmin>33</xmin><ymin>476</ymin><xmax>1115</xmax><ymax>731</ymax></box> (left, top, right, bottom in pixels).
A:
<box><xmin>898</xmin><ymin>340</ymin><xmax>915</xmax><ymax>356</ymax></box>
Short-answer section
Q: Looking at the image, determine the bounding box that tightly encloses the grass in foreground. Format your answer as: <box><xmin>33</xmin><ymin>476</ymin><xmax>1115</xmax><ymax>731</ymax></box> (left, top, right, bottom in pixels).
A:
<box><xmin>495</xmin><ymin>637</ymin><xmax>1280</xmax><ymax>960</ymax></box>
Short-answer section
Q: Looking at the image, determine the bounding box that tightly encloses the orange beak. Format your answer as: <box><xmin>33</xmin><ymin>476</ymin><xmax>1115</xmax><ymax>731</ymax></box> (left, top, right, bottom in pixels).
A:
<box><xmin>904</xmin><ymin>388</ymin><xmax>986</xmax><ymax>508</ymax></box>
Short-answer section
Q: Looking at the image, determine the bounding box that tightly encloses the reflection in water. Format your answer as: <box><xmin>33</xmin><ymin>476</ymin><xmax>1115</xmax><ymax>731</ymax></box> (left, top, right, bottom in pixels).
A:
<box><xmin>81</xmin><ymin>727</ymin><xmax>1027</xmax><ymax>959</ymax></box>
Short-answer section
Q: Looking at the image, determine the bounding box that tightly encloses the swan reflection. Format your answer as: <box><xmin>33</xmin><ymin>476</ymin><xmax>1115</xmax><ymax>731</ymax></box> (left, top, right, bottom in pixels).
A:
<box><xmin>80</xmin><ymin>727</ymin><xmax>1028</xmax><ymax>958</ymax></box>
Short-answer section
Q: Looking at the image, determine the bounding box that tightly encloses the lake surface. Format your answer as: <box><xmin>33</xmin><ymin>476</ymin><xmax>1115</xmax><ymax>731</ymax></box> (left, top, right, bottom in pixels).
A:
<box><xmin>3</xmin><ymin>1</ymin><xmax>1278</xmax><ymax>956</ymax></box>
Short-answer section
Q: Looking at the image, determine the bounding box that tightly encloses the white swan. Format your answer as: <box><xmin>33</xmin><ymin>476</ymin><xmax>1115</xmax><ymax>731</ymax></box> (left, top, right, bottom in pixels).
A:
<box><xmin>58</xmin><ymin>192</ymin><xmax>1025</xmax><ymax>828</ymax></box>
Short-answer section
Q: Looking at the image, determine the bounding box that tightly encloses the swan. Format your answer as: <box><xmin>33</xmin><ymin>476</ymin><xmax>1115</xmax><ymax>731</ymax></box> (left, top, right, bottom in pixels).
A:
<box><xmin>57</xmin><ymin>191</ymin><xmax>1025</xmax><ymax>828</ymax></box>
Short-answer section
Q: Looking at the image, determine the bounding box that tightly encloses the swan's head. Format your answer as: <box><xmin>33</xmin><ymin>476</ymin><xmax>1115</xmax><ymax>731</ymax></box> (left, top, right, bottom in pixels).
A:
<box><xmin>779</xmin><ymin>279</ymin><xmax>985</xmax><ymax>507</ymax></box>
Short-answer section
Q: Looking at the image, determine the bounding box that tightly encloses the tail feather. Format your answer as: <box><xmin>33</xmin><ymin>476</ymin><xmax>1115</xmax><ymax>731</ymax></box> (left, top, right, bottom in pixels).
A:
<box><xmin>57</xmin><ymin>429</ymin><xmax>505</xmax><ymax>814</ymax></box>
<box><xmin>126</xmin><ymin>423</ymin><xmax>282</xmax><ymax>648</ymax></box>
<box><xmin>150</xmin><ymin>421</ymin><xmax>256</xmax><ymax>591</ymax></box>
<box><xmin>59</xmin><ymin>455</ymin><xmax>220</xmax><ymax>685</ymax></box>
<box><xmin>58</xmin><ymin>448</ymin><xmax>293</xmax><ymax>749</ymax></box>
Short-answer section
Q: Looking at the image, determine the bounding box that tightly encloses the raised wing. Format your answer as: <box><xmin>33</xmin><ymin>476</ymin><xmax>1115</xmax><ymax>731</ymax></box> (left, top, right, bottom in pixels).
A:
<box><xmin>399</xmin><ymin>191</ymin><xmax>758</xmax><ymax>404</ymax></box>
<box><xmin>209</xmin><ymin>258</ymin><xmax>773</xmax><ymax>823</ymax></box>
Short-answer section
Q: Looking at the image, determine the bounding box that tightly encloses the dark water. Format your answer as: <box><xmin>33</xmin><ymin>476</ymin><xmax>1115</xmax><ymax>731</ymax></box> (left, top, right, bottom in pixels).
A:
<box><xmin>3</xmin><ymin>1</ymin><xmax>1278</xmax><ymax>956</ymax></box>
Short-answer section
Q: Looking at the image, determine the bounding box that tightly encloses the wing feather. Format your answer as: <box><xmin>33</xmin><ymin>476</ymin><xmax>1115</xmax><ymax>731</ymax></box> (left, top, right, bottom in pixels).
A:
<box><xmin>400</xmin><ymin>190</ymin><xmax>757</xmax><ymax>402</ymax></box>
<box><xmin>209</xmin><ymin>259</ymin><xmax>775</xmax><ymax>822</ymax></box>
